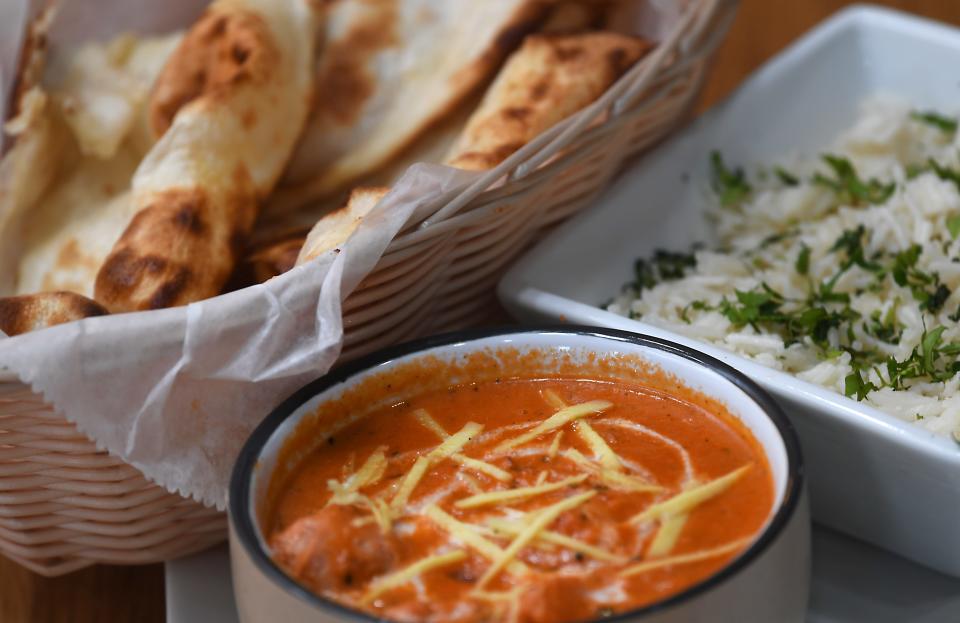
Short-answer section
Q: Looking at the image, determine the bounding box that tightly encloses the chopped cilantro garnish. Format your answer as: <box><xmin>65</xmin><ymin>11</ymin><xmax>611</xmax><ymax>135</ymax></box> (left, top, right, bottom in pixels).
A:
<box><xmin>922</xmin><ymin>327</ymin><xmax>947</xmax><ymax>371</ymax></box>
<box><xmin>891</xmin><ymin>245</ymin><xmax>922</xmax><ymax>287</ymax></box>
<box><xmin>722</xmin><ymin>287</ymin><xmax>785</xmax><ymax>326</ymax></box>
<box><xmin>813</xmin><ymin>278</ymin><xmax>851</xmax><ymax>305</ymax></box>
<box><xmin>710</xmin><ymin>151</ymin><xmax>752</xmax><ymax>207</ymax></box>
<box><xmin>926</xmin><ymin>284</ymin><xmax>952</xmax><ymax>314</ymax></box>
<box><xmin>889</xmin><ymin>244</ymin><xmax>951</xmax><ymax>313</ymax></box>
<box><xmin>910</xmin><ymin>110</ymin><xmax>958</xmax><ymax>134</ymax></box>
<box><xmin>628</xmin><ymin>250</ymin><xmax>698</xmax><ymax>293</ymax></box>
<box><xmin>654</xmin><ymin>250</ymin><xmax>697</xmax><ymax>279</ymax></box>
<box><xmin>906</xmin><ymin>162</ymin><xmax>929</xmax><ymax>179</ymax></box>
<box><xmin>881</xmin><ymin>326</ymin><xmax>960</xmax><ymax>391</ymax></box>
<box><xmin>759</xmin><ymin>230</ymin><xmax>799</xmax><ymax>248</ymax></box>
<box><xmin>928</xmin><ymin>159</ymin><xmax>960</xmax><ymax>193</ymax></box>
<box><xmin>948</xmin><ymin>214</ymin><xmax>960</xmax><ymax>240</ymax></box>
<box><xmin>790</xmin><ymin>305</ymin><xmax>860</xmax><ymax>348</ymax></box>
<box><xmin>830</xmin><ymin>226</ymin><xmax>882</xmax><ymax>273</ymax></box>
<box><xmin>698</xmin><ymin>280</ymin><xmax>859</xmax><ymax>352</ymax></box>
<box><xmin>844</xmin><ymin>370</ymin><xmax>877</xmax><ymax>401</ymax></box>
<box><xmin>679</xmin><ymin>300</ymin><xmax>711</xmax><ymax>324</ymax></box>
<box><xmin>864</xmin><ymin>304</ymin><xmax>902</xmax><ymax>344</ymax></box>
<box><xmin>812</xmin><ymin>155</ymin><xmax>895</xmax><ymax>206</ymax></box>
<box><xmin>795</xmin><ymin>244</ymin><xmax>811</xmax><ymax>275</ymax></box>
<box><xmin>620</xmin><ymin>147</ymin><xmax>960</xmax><ymax>405</ymax></box>
<box><xmin>775</xmin><ymin>167</ymin><xmax>800</xmax><ymax>186</ymax></box>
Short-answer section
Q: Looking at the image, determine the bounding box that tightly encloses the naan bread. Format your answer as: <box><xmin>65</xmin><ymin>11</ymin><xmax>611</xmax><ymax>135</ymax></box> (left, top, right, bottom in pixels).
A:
<box><xmin>296</xmin><ymin>186</ymin><xmax>389</xmax><ymax>265</ymax></box>
<box><xmin>3</xmin><ymin>6</ymin><xmax>53</xmax><ymax>139</ymax></box>
<box><xmin>249</xmin><ymin>86</ymin><xmax>483</xmax><ymax>251</ymax></box>
<box><xmin>446</xmin><ymin>31</ymin><xmax>653</xmax><ymax>171</ymax></box>
<box><xmin>3</xmin><ymin>31</ymin><xmax>180</xmax><ymax>298</ymax></box>
<box><xmin>257</xmin><ymin>93</ymin><xmax>477</xmax><ymax>273</ymax></box>
<box><xmin>271</xmin><ymin>0</ymin><xmax>548</xmax><ymax>212</ymax></box>
<box><xmin>0</xmin><ymin>292</ymin><xmax>107</xmax><ymax>337</ymax></box>
<box><xmin>94</xmin><ymin>0</ymin><xmax>320</xmax><ymax>312</ymax></box>
<box><xmin>17</xmin><ymin>144</ymin><xmax>140</xmax><ymax>297</ymax></box>
<box><xmin>540</xmin><ymin>0</ymin><xmax>610</xmax><ymax>33</ymax></box>
<box><xmin>55</xmin><ymin>33</ymin><xmax>183</xmax><ymax>159</ymax></box>
<box><xmin>241</xmin><ymin>231</ymin><xmax>310</xmax><ymax>284</ymax></box>
<box><xmin>0</xmin><ymin>92</ymin><xmax>65</xmax><ymax>295</ymax></box>
<box><xmin>291</xmin><ymin>28</ymin><xmax>653</xmax><ymax>268</ymax></box>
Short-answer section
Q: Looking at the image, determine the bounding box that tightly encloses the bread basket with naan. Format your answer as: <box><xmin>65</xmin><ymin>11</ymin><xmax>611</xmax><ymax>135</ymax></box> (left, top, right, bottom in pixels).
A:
<box><xmin>0</xmin><ymin>0</ymin><xmax>737</xmax><ymax>574</ymax></box>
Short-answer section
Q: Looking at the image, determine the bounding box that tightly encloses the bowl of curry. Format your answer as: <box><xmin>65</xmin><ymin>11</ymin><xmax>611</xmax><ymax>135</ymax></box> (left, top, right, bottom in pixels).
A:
<box><xmin>229</xmin><ymin>327</ymin><xmax>809</xmax><ymax>623</ymax></box>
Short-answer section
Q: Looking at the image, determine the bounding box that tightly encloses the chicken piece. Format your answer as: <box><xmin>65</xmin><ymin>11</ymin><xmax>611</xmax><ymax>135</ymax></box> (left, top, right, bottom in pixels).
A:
<box><xmin>516</xmin><ymin>574</ymin><xmax>595</xmax><ymax>623</ymax></box>
<box><xmin>270</xmin><ymin>505</ymin><xmax>398</xmax><ymax>594</ymax></box>
<box><xmin>383</xmin><ymin>598</ymin><xmax>495</xmax><ymax>623</ymax></box>
<box><xmin>552</xmin><ymin>496</ymin><xmax>629</xmax><ymax>554</ymax></box>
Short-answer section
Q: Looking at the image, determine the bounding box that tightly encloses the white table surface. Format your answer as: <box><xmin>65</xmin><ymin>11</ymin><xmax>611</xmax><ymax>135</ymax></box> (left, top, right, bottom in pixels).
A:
<box><xmin>165</xmin><ymin>525</ymin><xmax>960</xmax><ymax>623</ymax></box>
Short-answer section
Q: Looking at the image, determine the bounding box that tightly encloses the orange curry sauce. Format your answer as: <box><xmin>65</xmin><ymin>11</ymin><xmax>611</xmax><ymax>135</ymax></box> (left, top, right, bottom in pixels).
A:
<box><xmin>268</xmin><ymin>376</ymin><xmax>774</xmax><ymax>623</ymax></box>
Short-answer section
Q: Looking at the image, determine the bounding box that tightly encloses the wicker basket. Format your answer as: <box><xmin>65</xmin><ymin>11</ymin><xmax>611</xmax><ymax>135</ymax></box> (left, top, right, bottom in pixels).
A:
<box><xmin>0</xmin><ymin>0</ymin><xmax>736</xmax><ymax>576</ymax></box>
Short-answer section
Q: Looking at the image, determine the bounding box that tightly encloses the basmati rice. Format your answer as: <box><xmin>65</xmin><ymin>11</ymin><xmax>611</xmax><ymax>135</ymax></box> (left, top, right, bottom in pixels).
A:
<box><xmin>607</xmin><ymin>96</ymin><xmax>960</xmax><ymax>439</ymax></box>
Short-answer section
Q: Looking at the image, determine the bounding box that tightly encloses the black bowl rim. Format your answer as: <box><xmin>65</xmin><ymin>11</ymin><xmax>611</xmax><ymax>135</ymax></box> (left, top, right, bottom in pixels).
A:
<box><xmin>229</xmin><ymin>325</ymin><xmax>805</xmax><ymax>622</ymax></box>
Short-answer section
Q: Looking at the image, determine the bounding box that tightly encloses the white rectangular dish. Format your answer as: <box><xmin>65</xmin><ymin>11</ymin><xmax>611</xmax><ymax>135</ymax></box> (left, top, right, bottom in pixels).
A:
<box><xmin>499</xmin><ymin>4</ymin><xmax>960</xmax><ymax>577</ymax></box>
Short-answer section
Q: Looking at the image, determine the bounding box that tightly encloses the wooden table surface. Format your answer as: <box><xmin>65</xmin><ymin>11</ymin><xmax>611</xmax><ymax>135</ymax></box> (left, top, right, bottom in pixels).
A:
<box><xmin>2</xmin><ymin>1</ymin><xmax>959</xmax><ymax>621</ymax></box>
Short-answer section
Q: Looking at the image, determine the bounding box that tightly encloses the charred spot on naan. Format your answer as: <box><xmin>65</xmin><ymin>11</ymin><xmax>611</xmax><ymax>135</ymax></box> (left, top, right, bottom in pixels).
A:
<box><xmin>171</xmin><ymin>199</ymin><xmax>209</xmax><ymax>235</ymax></box>
<box><xmin>540</xmin><ymin>0</ymin><xmax>610</xmax><ymax>34</ymax></box>
<box><xmin>96</xmin><ymin>247</ymin><xmax>194</xmax><ymax>310</ymax></box>
<box><xmin>149</xmin><ymin>7</ymin><xmax>280</xmax><ymax>137</ymax></box>
<box><xmin>124</xmin><ymin>189</ymin><xmax>211</xmax><ymax>239</ymax></box>
<box><xmin>0</xmin><ymin>292</ymin><xmax>108</xmax><ymax>336</ymax></box>
<box><xmin>94</xmin><ymin>185</ymin><xmax>256</xmax><ymax>311</ymax></box>
<box><xmin>6</xmin><ymin>8</ymin><xmax>54</xmax><ymax>125</ymax></box>
<box><xmin>312</xmin><ymin>1</ymin><xmax>398</xmax><ymax>127</ymax></box>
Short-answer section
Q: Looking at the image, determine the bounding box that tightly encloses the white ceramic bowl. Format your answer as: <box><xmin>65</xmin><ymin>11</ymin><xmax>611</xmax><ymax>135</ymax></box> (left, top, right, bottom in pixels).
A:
<box><xmin>229</xmin><ymin>327</ymin><xmax>809</xmax><ymax>623</ymax></box>
<box><xmin>498</xmin><ymin>5</ymin><xmax>960</xmax><ymax>577</ymax></box>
